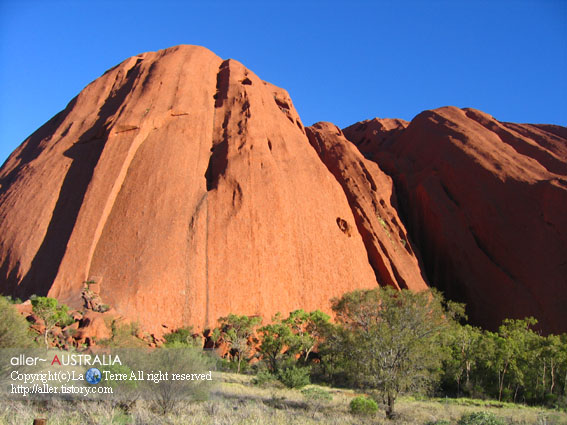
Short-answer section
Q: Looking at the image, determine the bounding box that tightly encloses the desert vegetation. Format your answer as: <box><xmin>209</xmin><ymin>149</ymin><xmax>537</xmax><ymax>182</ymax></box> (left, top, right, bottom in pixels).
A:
<box><xmin>1</xmin><ymin>289</ymin><xmax>566</xmax><ymax>424</ymax></box>
<box><xmin>201</xmin><ymin>288</ymin><xmax>567</xmax><ymax>415</ymax></box>
<box><xmin>29</xmin><ymin>296</ymin><xmax>74</xmax><ymax>349</ymax></box>
<box><xmin>0</xmin><ymin>295</ymin><xmax>33</xmax><ymax>348</ymax></box>
<box><xmin>1</xmin><ymin>373</ymin><xmax>566</xmax><ymax>424</ymax></box>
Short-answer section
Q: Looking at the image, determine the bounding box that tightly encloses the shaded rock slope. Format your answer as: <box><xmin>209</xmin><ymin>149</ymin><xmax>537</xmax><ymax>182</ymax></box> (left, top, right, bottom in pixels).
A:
<box><xmin>344</xmin><ymin>107</ymin><xmax>567</xmax><ymax>333</ymax></box>
<box><xmin>0</xmin><ymin>45</ymin><xmax>427</xmax><ymax>335</ymax></box>
<box><xmin>305</xmin><ymin>122</ymin><xmax>428</xmax><ymax>292</ymax></box>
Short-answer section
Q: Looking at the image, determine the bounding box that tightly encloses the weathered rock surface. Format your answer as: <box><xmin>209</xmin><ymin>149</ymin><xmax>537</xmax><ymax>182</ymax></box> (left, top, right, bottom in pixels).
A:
<box><xmin>344</xmin><ymin>107</ymin><xmax>567</xmax><ymax>333</ymax></box>
<box><xmin>2</xmin><ymin>45</ymin><xmax>564</xmax><ymax>335</ymax></box>
<box><xmin>0</xmin><ymin>45</ymin><xmax>390</xmax><ymax>334</ymax></box>
<box><xmin>306</xmin><ymin>122</ymin><xmax>428</xmax><ymax>292</ymax></box>
<box><xmin>74</xmin><ymin>310</ymin><xmax>113</xmax><ymax>345</ymax></box>
<box><xmin>15</xmin><ymin>303</ymin><xmax>125</xmax><ymax>348</ymax></box>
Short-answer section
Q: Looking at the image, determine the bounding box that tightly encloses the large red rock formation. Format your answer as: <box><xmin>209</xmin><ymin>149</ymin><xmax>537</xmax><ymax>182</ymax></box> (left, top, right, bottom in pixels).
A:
<box><xmin>305</xmin><ymin>122</ymin><xmax>428</xmax><ymax>292</ymax></box>
<box><xmin>2</xmin><ymin>45</ymin><xmax>564</xmax><ymax>335</ymax></box>
<box><xmin>344</xmin><ymin>107</ymin><xmax>567</xmax><ymax>333</ymax></box>
<box><xmin>0</xmin><ymin>45</ymin><xmax>428</xmax><ymax>334</ymax></box>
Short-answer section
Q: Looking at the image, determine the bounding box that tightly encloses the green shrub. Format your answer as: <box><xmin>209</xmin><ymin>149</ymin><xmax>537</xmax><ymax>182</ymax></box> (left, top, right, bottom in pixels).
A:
<box><xmin>212</xmin><ymin>314</ymin><xmax>261</xmax><ymax>373</ymax></box>
<box><xmin>163</xmin><ymin>326</ymin><xmax>195</xmax><ymax>347</ymax></box>
<box><xmin>302</xmin><ymin>386</ymin><xmax>333</xmax><ymax>411</ymax></box>
<box><xmin>301</xmin><ymin>387</ymin><xmax>332</xmax><ymax>402</ymax></box>
<box><xmin>30</xmin><ymin>295</ymin><xmax>72</xmax><ymax>322</ymax></box>
<box><xmin>30</xmin><ymin>295</ymin><xmax>73</xmax><ymax>326</ymax></box>
<box><xmin>99</xmin><ymin>321</ymin><xmax>144</xmax><ymax>348</ymax></box>
<box><xmin>147</xmin><ymin>347</ymin><xmax>215</xmax><ymax>414</ymax></box>
<box><xmin>349</xmin><ymin>396</ymin><xmax>378</xmax><ymax>415</ymax></box>
<box><xmin>277</xmin><ymin>366</ymin><xmax>311</xmax><ymax>388</ymax></box>
<box><xmin>0</xmin><ymin>296</ymin><xmax>33</xmax><ymax>347</ymax></box>
<box><xmin>458</xmin><ymin>411</ymin><xmax>506</xmax><ymax>425</ymax></box>
<box><xmin>252</xmin><ymin>370</ymin><xmax>276</xmax><ymax>386</ymax></box>
<box><xmin>216</xmin><ymin>357</ymin><xmax>236</xmax><ymax>372</ymax></box>
<box><xmin>30</xmin><ymin>296</ymin><xmax>73</xmax><ymax>348</ymax></box>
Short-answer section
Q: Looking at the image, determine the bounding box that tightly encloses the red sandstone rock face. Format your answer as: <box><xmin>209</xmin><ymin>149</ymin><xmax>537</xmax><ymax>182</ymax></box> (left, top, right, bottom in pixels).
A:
<box><xmin>305</xmin><ymin>122</ymin><xmax>428</xmax><ymax>292</ymax></box>
<box><xmin>344</xmin><ymin>107</ymin><xmax>567</xmax><ymax>333</ymax></box>
<box><xmin>74</xmin><ymin>310</ymin><xmax>113</xmax><ymax>344</ymax></box>
<box><xmin>0</xmin><ymin>45</ymin><xmax>381</xmax><ymax>334</ymax></box>
<box><xmin>2</xmin><ymin>45</ymin><xmax>563</xmax><ymax>335</ymax></box>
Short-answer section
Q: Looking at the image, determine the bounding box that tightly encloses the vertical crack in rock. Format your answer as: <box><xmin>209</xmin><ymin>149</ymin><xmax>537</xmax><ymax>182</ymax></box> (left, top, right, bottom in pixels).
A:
<box><xmin>203</xmin><ymin>60</ymin><xmax>231</xmax><ymax>327</ymax></box>
<box><xmin>203</xmin><ymin>59</ymin><xmax>235</xmax><ymax>327</ymax></box>
<box><xmin>206</xmin><ymin>60</ymin><xmax>231</xmax><ymax>192</ymax></box>
<box><xmin>204</xmin><ymin>59</ymin><xmax>253</xmax><ymax>325</ymax></box>
<box><xmin>205</xmin><ymin>190</ymin><xmax>210</xmax><ymax>328</ymax></box>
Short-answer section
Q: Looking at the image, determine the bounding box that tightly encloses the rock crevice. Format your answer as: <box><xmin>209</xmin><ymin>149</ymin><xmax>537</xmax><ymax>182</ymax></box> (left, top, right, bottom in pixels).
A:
<box><xmin>305</xmin><ymin>122</ymin><xmax>428</xmax><ymax>292</ymax></box>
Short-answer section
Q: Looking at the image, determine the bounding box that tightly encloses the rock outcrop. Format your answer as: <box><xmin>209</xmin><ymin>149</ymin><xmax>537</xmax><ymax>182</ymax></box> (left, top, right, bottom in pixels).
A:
<box><xmin>344</xmin><ymin>107</ymin><xmax>567</xmax><ymax>333</ymax></box>
<box><xmin>1</xmin><ymin>45</ymin><xmax>564</xmax><ymax>335</ymax></box>
<box><xmin>0</xmin><ymin>45</ymin><xmax>424</xmax><ymax>334</ymax></box>
<box><xmin>306</xmin><ymin>122</ymin><xmax>428</xmax><ymax>292</ymax></box>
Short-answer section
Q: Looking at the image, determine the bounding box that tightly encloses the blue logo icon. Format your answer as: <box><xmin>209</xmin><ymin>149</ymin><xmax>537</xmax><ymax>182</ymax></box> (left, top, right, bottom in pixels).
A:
<box><xmin>85</xmin><ymin>367</ymin><xmax>102</xmax><ymax>385</ymax></box>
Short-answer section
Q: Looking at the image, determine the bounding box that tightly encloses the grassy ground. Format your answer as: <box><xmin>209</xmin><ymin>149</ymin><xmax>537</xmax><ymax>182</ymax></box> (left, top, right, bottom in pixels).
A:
<box><xmin>1</xmin><ymin>372</ymin><xmax>566</xmax><ymax>425</ymax></box>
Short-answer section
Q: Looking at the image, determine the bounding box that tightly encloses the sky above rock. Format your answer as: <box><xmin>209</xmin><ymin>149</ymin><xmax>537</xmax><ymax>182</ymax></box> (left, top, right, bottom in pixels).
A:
<box><xmin>0</xmin><ymin>0</ymin><xmax>565</xmax><ymax>165</ymax></box>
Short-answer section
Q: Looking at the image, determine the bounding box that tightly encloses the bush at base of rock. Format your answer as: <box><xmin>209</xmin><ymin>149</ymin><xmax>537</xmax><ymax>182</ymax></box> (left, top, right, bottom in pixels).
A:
<box><xmin>98</xmin><ymin>321</ymin><xmax>144</xmax><ymax>348</ymax></box>
<box><xmin>349</xmin><ymin>396</ymin><xmax>379</xmax><ymax>416</ymax></box>
<box><xmin>163</xmin><ymin>326</ymin><xmax>195</xmax><ymax>347</ymax></box>
<box><xmin>30</xmin><ymin>296</ymin><xmax>74</xmax><ymax>349</ymax></box>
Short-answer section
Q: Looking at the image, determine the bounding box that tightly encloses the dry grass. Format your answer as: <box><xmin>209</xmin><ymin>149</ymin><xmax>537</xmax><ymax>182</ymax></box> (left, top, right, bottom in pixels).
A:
<box><xmin>1</xmin><ymin>372</ymin><xmax>566</xmax><ymax>424</ymax></box>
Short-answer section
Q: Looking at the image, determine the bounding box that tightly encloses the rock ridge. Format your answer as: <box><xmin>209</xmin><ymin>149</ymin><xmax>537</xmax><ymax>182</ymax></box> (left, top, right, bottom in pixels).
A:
<box><xmin>343</xmin><ymin>106</ymin><xmax>567</xmax><ymax>333</ymax></box>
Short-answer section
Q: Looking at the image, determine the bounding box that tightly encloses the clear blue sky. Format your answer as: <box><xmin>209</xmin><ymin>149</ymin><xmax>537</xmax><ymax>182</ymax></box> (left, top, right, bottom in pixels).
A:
<box><xmin>1</xmin><ymin>0</ymin><xmax>566</xmax><ymax>165</ymax></box>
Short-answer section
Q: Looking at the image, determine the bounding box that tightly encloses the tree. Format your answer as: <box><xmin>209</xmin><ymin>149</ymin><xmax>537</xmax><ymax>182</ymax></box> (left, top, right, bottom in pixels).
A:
<box><xmin>540</xmin><ymin>334</ymin><xmax>567</xmax><ymax>402</ymax></box>
<box><xmin>441</xmin><ymin>323</ymin><xmax>484</xmax><ymax>396</ymax></box>
<box><xmin>257</xmin><ymin>314</ymin><xmax>298</xmax><ymax>374</ymax></box>
<box><xmin>493</xmin><ymin>317</ymin><xmax>537</xmax><ymax>402</ymax></box>
<box><xmin>257</xmin><ymin>310</ymin><xmax>330</xmax><ymax>387</ymax></box>
<box><xmin>212</xmin><ymin>314</ymin><xmax>261</xmax><ymax>373</ymax></box>
<box><xmin>330</xmin><ymin>287</ymin><xmax>457</xmax><ymax>419</ymax></box>
<box><xmin>30</xmin><ymin>296</ymin><xmax>73</xmax><ymax>349</ymax></box>
<box><xmin>282</xmin><ymin>309</ymin><xmax>331</xmax><ymax>363</ymax></box>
